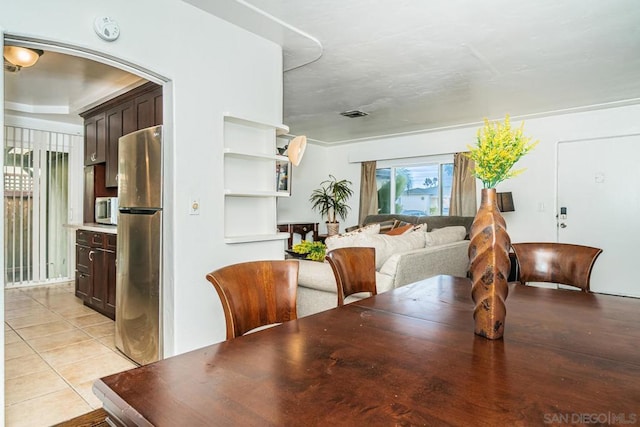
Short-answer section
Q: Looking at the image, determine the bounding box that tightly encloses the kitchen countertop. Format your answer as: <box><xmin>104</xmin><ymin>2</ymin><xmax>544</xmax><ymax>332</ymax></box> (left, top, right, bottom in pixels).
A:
<box><xmin>64</xmin><ymin>223</ymin><xmax>117</xmax><ymax>234</ymax></box>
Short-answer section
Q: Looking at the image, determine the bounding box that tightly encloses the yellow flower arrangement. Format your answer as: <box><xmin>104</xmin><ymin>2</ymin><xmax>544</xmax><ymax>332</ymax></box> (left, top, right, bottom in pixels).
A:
<box><xmin>465</xmin><ymin>115</ymin><xmax>538</xmax><ymax>189</ymax></box>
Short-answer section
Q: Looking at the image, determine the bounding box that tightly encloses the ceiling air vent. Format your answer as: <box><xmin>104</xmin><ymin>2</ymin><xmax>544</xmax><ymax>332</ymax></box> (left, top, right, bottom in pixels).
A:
<box><xmin>340</xmin><ymin>110</ymin><xmax>368</xmax><ymax>118</ymax></box>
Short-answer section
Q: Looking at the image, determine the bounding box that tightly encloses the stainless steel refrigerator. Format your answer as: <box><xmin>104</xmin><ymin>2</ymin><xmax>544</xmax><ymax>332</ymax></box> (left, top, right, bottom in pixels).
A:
<box><xmin>115</xmin><ymin>125</ymin><xmax>162</xmax><ymax>365</ymax></box>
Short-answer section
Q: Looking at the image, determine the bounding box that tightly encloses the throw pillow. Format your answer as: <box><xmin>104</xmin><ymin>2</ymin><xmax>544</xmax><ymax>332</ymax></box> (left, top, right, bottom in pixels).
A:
<box><xmin>393</xmin><ymin>220</ymin><xmax>412</xmax><ymax>229</ymax></box>
<box><xmin>325</xmin><ymin>223</ymin><xmax>380</xmax><ymax>250</ymax></box>
<box><xmin>424</xmin><ymin>226</ymin><xmax>467</xmax><ymax>246</ymax></box>
<box><xmin>386</xmin><ymin>224</ymin><xmax>413</xmax><ymax>236</ymax></box>
<box><xmin>412</xmin><ymin>223</ymin><xmax>428</xmax><ymax>233</ymax></box>
<box><xmin>377</xmin><ymin>220</ymin><xmax>397</xmax><ymax>234</ymax></box>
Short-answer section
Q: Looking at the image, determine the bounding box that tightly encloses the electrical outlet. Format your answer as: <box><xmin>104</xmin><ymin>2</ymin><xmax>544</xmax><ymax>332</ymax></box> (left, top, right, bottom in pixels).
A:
<box><xmin>189</xmin><ymin>198</ymin><xmax>200</xmax><ymax>215</ymax></box>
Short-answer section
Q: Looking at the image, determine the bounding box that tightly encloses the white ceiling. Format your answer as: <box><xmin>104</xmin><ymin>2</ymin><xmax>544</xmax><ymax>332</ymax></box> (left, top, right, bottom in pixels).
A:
<box><xmin>5</xmin><ymin>0</ymin><xmax>640</xmax><ymax>144</ymax></box>
<box><xmin>4</xmin><ymin>50</ymin><xmax>144</xmax><ymax>126</ymax></box>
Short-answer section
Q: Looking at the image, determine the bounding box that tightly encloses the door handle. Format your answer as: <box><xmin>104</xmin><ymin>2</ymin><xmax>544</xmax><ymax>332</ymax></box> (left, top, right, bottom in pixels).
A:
<box><xmin>559</xmin><ymin>223</ymin><xmax>567</xmax><ymax>228</ymax></box>
<box><xmin>88</xmin><ymin>250</ymin><xmax>95</xmax><ymax>261</ymax></box>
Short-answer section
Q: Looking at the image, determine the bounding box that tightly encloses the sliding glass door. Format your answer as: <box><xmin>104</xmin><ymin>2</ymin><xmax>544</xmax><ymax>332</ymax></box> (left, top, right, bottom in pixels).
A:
<box><xmin>4</xmin><ymin>126</ymin><xmax>74</xmax><ymax>286</ymax></box>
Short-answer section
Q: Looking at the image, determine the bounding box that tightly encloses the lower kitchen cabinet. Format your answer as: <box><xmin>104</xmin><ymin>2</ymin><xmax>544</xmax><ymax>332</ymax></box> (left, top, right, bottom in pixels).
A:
<box><xmin>75</xmin><ymin>229</ymin><xmax>117</xmax><ymax>320</ymax></box>
<box><xmin>105</xmin><ymin>234</ymin><xmax>117</xmax><ymax>316</ymax></box>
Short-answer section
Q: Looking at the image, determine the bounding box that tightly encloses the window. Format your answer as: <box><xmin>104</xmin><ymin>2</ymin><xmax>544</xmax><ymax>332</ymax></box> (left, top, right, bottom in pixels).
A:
<box><xmin>4</xmin><ymin>126</ymin><xmax>77</xmax><ymax>286</ymax></box>
<box><xmin>376</xmin><ymin>157</ymin><xmax>453</xmax><ymax>216</ymax></box>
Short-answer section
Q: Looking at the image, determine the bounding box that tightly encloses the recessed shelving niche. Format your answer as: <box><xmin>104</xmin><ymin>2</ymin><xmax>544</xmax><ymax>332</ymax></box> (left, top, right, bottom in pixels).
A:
<box><xmin>222</xmin><ymin>113</ymin><xmax>291</xmax><ymax>244</ymax></box>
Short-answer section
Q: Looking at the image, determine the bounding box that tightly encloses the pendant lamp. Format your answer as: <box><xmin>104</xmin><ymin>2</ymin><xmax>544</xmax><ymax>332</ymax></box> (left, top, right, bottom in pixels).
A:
<box><xmin>287</xmin><ymin>135</ymin><xmax>307</xmax><ymax>166</ymax></box>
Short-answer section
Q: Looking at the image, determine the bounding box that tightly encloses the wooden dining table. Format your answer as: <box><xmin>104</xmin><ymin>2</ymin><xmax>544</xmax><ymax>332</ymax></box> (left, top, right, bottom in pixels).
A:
<box><xmin>94</xmin><ymin>275</ymin><xmax>640</xmax><ymax>426</ymax></box>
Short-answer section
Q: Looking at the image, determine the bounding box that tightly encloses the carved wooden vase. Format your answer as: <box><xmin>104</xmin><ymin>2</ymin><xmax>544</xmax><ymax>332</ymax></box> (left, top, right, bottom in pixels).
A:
<box><xmin>468</xmin><ymin>188</ymin><xmax>511</xmax><ymax>339</ymax></box>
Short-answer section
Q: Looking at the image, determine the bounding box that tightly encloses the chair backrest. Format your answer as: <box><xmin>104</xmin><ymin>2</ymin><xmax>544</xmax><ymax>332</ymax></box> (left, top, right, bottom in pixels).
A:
<box><xmin>326</xmin><ymin>247</ymin><xmax>377</xmax><ymax>306</ymax></box>
<box><xmin>511</xmin><ymin>242</ymin><xmax>602</xmax><ymax>292</ymax></box>
<box><xmin>206</xmin><ymin>260</ymin><xmax>299</xmax><ymax>339</ymax></box>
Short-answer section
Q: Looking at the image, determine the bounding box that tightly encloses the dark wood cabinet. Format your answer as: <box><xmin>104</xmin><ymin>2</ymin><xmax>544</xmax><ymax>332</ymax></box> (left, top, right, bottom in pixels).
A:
<box><xmin>81</xmin><ymin>81</ymin><xmax>163</xmax><ymax>213</ymax></box>
<box><xmin>105</xmin><ymin>234</ymin><xmax>117</xmax><ymax>316</ymax></box>
<box><xmin>135</xmin><ymin>87</ymin><xmax>163</xmax><ymax>130</ymax></box>
<box><xmin>105</xmin><ymin>101</ymin><xmax>136</xmax><ymax>187</ymax></box>
<box><xmin>84</xmin><ymin>112</ymin><xmax>107</xmax><ymax>165</ymax></box>
<box><xmin>75</xmin><ymin>229</ymin><xmax>117</xmax><ymax>320</ymax></box>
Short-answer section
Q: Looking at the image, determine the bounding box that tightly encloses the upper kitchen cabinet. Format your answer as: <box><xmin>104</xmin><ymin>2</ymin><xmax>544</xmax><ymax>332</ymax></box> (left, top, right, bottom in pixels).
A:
<box><xmin>135</xmin><ymin>87</ymin><xmax>163</xmax><ymax>129</ymax></box>
<box><xmin>80</xmin><ymin>82</ymin><xmax>163</xmax><ymax>187</ymax></box>
<box><xmin>84</xmin><ymin>112</ymin><xmax>107</xmax><ymax>165</ymax></box>
<box><xmin>105</xmin><ymin>101</ymin><xmax>135</xmax><ymax>187</ymax></box>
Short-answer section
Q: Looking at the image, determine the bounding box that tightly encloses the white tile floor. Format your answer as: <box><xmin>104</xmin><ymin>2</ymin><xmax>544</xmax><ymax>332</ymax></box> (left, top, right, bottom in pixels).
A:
<box><xmin>4</xmin><ymin>282</ymin><xmax>137</xmax><ymax>426</ymax></box>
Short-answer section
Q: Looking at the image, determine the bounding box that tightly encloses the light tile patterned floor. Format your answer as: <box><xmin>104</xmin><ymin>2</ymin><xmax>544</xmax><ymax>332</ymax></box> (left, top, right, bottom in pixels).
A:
<box><xmin>4</xmin><ymin>282</ymin><xmax>138</xmax><ymax>426</ymax></box>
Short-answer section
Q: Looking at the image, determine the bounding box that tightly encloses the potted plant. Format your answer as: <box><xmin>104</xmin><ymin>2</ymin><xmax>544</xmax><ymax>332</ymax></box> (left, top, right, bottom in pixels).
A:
<box><xmin>309</xmin><ymin>175</ymin><xmax>354</xmax><ymax>235</ymax></box>
<box><xmin>291</xmin><ymin>240</ymin><xmax>327</xmax><ymax>262</ymax></box>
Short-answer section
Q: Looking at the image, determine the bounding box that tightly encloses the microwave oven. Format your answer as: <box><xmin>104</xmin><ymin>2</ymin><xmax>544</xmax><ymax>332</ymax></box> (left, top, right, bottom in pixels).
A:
<box><xmin>95</xmin><ymin>197</ymin><xmax>118</xmax><ymax>225</ymax></box>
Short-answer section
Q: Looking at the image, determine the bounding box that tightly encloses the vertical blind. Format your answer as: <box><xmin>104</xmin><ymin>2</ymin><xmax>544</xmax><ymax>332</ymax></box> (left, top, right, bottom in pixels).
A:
<box><xmin>4</xmin><ymin>125</ymin><xmax>75</xmax><ymax>287</ymax></box>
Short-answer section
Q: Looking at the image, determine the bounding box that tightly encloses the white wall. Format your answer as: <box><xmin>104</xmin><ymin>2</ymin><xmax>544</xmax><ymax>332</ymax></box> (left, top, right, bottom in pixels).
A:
<box><xmin>276</xmin><ymin>142</ymin><xmax>332</xmax><ymax>229</ymax></box>
<box><xmin>284</xmin><ymin>104</ymin><xmax>640</xmax><ymax>243</ymax></box>
<box><xmin>2</xmin><ymin>0</ymin><xmax>285</xmax><ymax>356</ymax></box>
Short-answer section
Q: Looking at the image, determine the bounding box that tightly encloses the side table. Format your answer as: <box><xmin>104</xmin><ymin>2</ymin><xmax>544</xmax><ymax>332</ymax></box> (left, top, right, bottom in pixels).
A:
<box><xmin>277</xmin><ymin>222</ymin><xmax>319</xmax><ymax>249</ymax></box>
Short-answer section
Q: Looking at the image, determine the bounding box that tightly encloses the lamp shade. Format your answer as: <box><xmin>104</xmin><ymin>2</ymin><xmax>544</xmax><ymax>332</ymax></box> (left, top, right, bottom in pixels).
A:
<box><xmin>287</xmin><ymin>135</ymin><xmax>307</xmax><ymax>166</ymax></box>
<box><xmin>4</xmin><ymin>46</ymin><xmax>43</xmax><ymax>68</ymax></box>
<box><xmin>496</xmin><ymin>192</ymin><xmax>515</xmax><ymax>212</ymax></box>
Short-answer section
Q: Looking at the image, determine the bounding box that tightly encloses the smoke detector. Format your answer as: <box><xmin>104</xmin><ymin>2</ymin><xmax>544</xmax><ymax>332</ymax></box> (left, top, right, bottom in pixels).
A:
<box><xmin>340</xmin><ymin>110</ymin><xmax>368</xmax><ymax>118</ymax></box>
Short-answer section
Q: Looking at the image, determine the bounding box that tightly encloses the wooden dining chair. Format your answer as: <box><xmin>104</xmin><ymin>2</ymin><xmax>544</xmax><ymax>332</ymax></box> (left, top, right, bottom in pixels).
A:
<box><xmin>326</xmin><ymin>247</ymin><xmax>377</xmax><ymax>306</ymax></box>
<box><xmin>511</xmin><ymin>242</ymin><xmax>602</xmax><ymax>292</ymax></box>
<box><xmin>206</xmin><ymin>260</ymin><xmax>299</xmax><ymax>340</ymax></box>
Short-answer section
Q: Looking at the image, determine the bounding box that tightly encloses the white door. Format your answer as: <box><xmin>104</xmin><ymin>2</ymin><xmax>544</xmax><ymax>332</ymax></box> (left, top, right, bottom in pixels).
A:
<box><xmin>557</xmin><ymin>134</ymin><xmax>640</xmax><ymax>297</ymax></box>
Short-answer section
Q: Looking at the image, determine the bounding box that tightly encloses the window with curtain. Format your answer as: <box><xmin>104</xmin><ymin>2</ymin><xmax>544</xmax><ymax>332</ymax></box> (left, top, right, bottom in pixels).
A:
<box><xmin>376</xmin><ymin>156</ymin><xmax>454</xmax><ymax>216</ymax></box>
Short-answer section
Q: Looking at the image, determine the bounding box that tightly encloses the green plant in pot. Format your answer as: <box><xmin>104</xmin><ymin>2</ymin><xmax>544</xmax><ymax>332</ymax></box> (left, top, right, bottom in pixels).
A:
<box><xmin>291</xmin><ymin>240</ymin><xmax>327</xmax><ymax>262</ymax></box>
<box><xmin>309</xmin><ymin>175</ymin><xmax>354</xmax><ymax>236</ymax></box>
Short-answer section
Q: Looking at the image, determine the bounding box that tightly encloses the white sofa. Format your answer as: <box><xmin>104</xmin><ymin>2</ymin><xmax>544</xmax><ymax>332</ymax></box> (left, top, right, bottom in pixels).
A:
<box><xmin>296</xmin><ymin>224</ymin><xmax>470</xmax><ymax>317</ymax></box>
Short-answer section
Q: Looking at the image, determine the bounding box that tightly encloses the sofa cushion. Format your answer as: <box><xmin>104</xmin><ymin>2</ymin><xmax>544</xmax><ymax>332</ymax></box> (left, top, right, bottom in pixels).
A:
<box><xmin>424</xmin><ymin>226</ymin><xmax>467</xmax><ymax>246</ymax></box>
<box><xmin>362</xmin><ymin>214</ymin><xmax>421</xmax><ymax>226</ymax></box>
<box><xmin>327</xmin><ymin>230</ymin><xmax>426</xmax><ymax>269</ymax></box>
<box><xmin>325</xmin><ymin>223</ymin><xmax>380</xmax><ymax>250</ymax></box>
<box><xmin>386</xmin><ymin>224</ymin><xmax>413</xmax><ymax>235</ymax></box>
<box><xmin>297</xmin><ymin>260</ymin><xmax>337</xmax><ymax>293</ymax></box>
<box><xmin>362</xmin><ymin>214</ymin><xmax>474</xmax><ymax>237</ymax></box>
<box><xmin>297</xmin><ymin>260</ymin><xmax>395</xmax><ymax>296</ymax></box>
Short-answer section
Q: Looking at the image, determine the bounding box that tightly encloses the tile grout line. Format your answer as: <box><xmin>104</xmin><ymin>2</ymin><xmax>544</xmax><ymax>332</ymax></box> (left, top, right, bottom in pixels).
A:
<box><xmin>5</xmin><ymin>283</ymin><xmax>95</xmax><ymax>409</ymax></box>
<box><xmin>5</xmin><ymin>281</ymin><xmax>133</xmax><ymax>413</ymax></box>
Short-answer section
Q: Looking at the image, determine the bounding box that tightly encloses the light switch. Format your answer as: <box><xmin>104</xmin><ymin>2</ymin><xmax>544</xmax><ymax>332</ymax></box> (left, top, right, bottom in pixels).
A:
<box><xmin>190</xmin><ymin>198</ymin><xmax>200</xmax><ymax>215</ymax></box>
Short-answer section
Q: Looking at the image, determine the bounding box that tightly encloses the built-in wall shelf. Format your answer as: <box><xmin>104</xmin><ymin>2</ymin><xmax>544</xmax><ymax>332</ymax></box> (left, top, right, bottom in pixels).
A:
<box><xmin>224</xmin><ymin>189</ymin><xmax>291</xmax><ymax>198</ymax></box>
<box><xmin>222</xmin><ymin>114</ymin><xmax>290</xmax><ymax>244</ymax></box>
<box><xmin>223</xmin><ymin>113</ymin><xmax>289</xmax><ymax>136</ymax></box>
<box><xmin>223</xmin><ymin>232</ymin><xmax>290</xmax><ymax>244</ymax></box>
<box><xmin>223</xmin><ymin>148</ymin><xmax>288</xmax><ymax>162</ymax></box>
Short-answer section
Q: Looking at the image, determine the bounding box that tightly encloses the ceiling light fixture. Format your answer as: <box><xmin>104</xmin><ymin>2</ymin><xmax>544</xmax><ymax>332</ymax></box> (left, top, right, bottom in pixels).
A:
<box><xmin>340</xmin><ymin>110</ymin><xmax>368</xmax><ymax>118</ymax></box>
<box><xmin>3</xmin><ymin>46</ymin><xmax>44</xmax><ymax>70</ymax></box>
